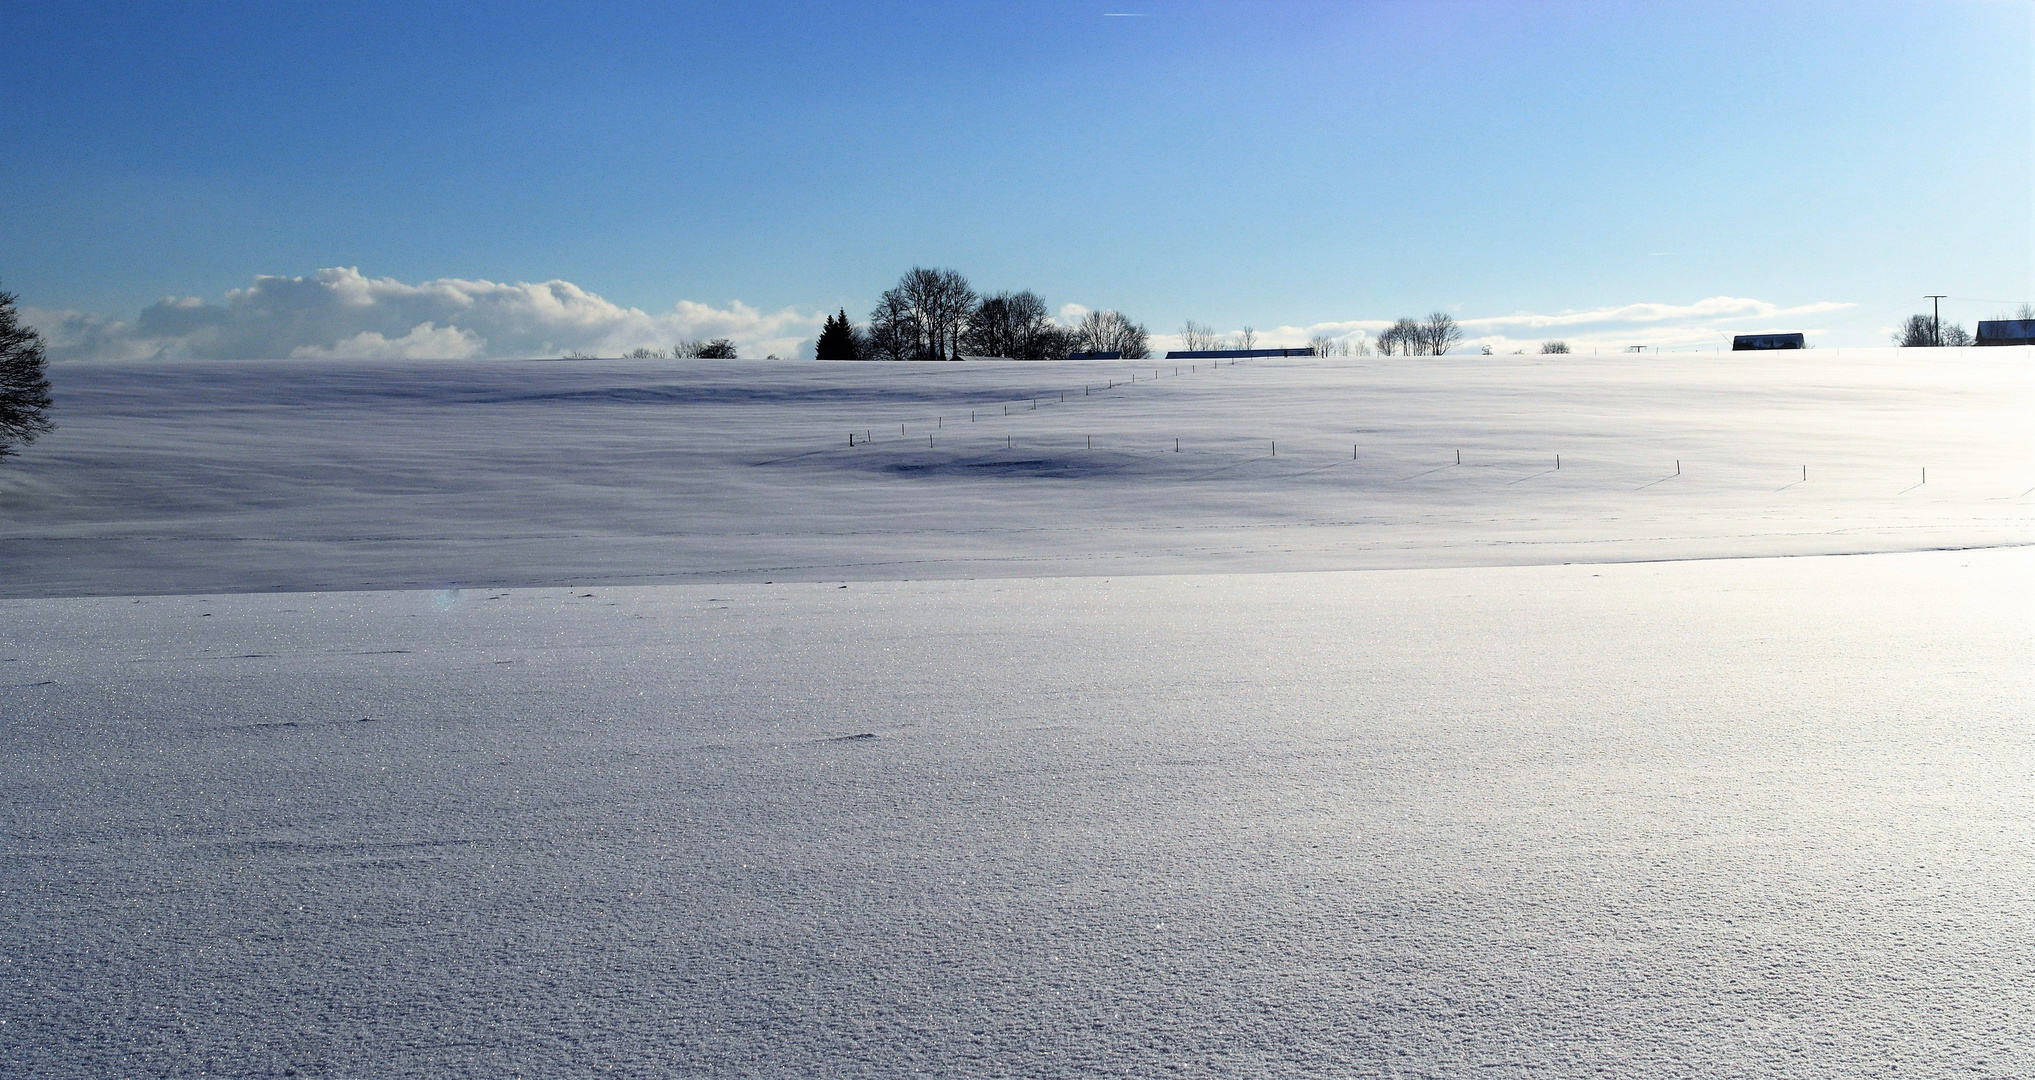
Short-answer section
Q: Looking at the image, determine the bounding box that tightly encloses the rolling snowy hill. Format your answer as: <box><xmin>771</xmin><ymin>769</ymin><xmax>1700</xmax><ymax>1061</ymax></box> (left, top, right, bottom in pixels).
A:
<box><xmin>1</xmin><ymin>348</ymin><xmax>2029</xmax><ymax>1078</ymax></box>
<box><xmin>1</xmin><ymin>347</ymin><xmax>2027</xmax><ymax>596</ymax></box>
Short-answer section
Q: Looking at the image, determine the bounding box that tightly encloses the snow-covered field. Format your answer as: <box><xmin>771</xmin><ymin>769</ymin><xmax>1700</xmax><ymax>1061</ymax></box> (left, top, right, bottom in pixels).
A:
<box><xmin>1</xmin><ymin>349</ymin><xmax>2027</xmax><ymax>595</ymax></box>
<box><xmin>2</xmin><ymin>350</ymin><xmax>2031</xmax><ymax>1077</ymax></box>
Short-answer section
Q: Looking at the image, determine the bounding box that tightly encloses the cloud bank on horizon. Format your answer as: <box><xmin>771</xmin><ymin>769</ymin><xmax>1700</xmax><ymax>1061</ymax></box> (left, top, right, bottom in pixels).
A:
<box><xmin>26</xmin><ymin>268</ymin><xmax>822</xmax><ymax>363</ymax></box>
<box><xmin>25</xmin><ymin>267</ymin><xmax>1857</xmax><ymax>362</ymax></box>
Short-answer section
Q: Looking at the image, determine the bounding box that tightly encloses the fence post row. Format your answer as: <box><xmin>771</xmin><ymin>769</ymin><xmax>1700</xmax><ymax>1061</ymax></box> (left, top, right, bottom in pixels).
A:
<box><xmin>820</xmin><ymin>365</ymin><xmax>1983</xmax><ymax>496</ymax></box>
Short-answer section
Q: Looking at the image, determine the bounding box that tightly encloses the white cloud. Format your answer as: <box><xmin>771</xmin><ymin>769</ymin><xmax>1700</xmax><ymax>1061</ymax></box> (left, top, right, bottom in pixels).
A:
<box><xmin>29</xmin><ymin>267</ymin><xmax>824</xmax><ymax>362</ymax></box>
<box><xmin>288</xmin><ymin>323</ymin><xmax>485</xmax><ymax>360</ymax></box>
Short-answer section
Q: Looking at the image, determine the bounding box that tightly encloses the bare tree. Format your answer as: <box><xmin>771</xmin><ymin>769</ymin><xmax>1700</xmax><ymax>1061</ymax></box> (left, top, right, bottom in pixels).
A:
<box><xmin>1539</xmin><ymin>340</ymin><xmax>1571</xmax><ymax>354</ymax></box>
<box><xmin>863</xmin><ymin>290</ymin><xmax>918</xmax><ymax>361</ymax></box>
<box><xmin>1178</xmin><ymin>320</ymin><xmax>1220</xmax><ymax>352</ymax></box>
<box><xmin>1419</xmin><ymin>312</ymin><xmax>1462</xmax><ymax>355</ymax></box>
<box><xmin>622</xmin><ymin>347</ymin><xmax>667</xmax><ymax>359</ymax></box>
<box><xmin>920</xmin><ymin>268</ymin><xmax>975</xmax><ymax>360</ymax></box>
<box><xmin>870</xmin><ymin>267</ymin><xmax>975</xmax><ymax>361</ymax></box>
<box><xmin>1035</xmin><ymin>325</ymin><xmax>1081</xmax><ymax>361</ymax></box>
<box><xmin>671</xmin><ymin>339</ymin><xmax>736</xmax><ymax>358</ymax></box>
<box><xmin>1011</xmin><ymin>293</ymin><xmax>1073</xmax><ymax>360</ymax></box>
<box><xmin>1076</xmin><ymin>310</ymin><xmax>1149</xmax><ymax>359</ymax></box>
<box><xmin>1376</xmin><ymin>318</ymin><xmax>1420</xmax><ymax>355</ymax></box>
<box><xmin>1307</xmin><ymin>335</ymin><xmax>1341</xmax><ymax>358</ymax></box>
<box><xmin>1892</xmin><ymin>313</ymin><xmax>1972</xmax><ymax>346</ymax></box>
<box><xmin>1235</xmin><ymin>327</ymin><xmax>1257</xmax><ymax>351</ymax></box>
<box><xmin>1892</xmin><ymin>315</ymin><xmax>1938</xmax><ymax>347</ymax></box>
<box><xmin>960</xmin><ymin>292</ymin><xmax>1023</xmax><ymax>358</ymax></box>
<box><xmin>881</xmin><ymin>273</ymin><xmax>937</xmax><ymax>360</ymax></box>
<box><xmin>963</xmin><ymin>290</ymin><xmax>1066</xmax><ymax>360</ymax></box>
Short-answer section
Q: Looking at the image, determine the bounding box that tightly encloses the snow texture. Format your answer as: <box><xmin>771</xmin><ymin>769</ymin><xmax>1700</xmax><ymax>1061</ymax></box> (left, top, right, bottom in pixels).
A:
<box><xmin>1</xmin><ymin>350</ymin><xmax>2031</xmax><ymax>1077</ymax></box>
<box><xmin>2</xmin><ymin>349</ymin><xmax>2027</xmax><ymax>597</ymax></box>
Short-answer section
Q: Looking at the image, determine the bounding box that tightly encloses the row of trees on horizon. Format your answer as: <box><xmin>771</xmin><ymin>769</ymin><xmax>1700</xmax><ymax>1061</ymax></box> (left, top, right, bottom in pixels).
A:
<box><xmin>804</xmin><ymin>273</ymin><xmax>1584</xmax><ymax>361</ymax></box>
<box><xmin>608</xmin><ymin>338</ymin><xmax>738</xmax><ymax>360</ymax></box>
<box><xmin>816</xmin><ymin>267</ymin><xmax>1151</xmax><ymax>363</ymax></box>
<box><xmin>811</xmin><ymin>269</ymin><xmax>1512</xmax><ymax>363</ymax></box>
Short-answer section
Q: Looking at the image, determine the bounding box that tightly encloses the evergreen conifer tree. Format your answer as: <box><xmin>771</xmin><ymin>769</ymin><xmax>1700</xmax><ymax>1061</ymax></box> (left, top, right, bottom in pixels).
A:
<box><xmin>0</xmin><ymin>283</ymin><xmax>55</xmax><ymax>461</ymax></box>
<box><xmin>815</xmin><ymin>309</ymin><xmax>858</xmax><ymax>362</ymax></box>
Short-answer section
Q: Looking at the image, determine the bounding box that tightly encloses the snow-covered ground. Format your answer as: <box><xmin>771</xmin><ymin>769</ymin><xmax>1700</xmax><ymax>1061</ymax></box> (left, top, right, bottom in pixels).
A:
<box><xmin>1</xmin><ymin>348</ymin><xmax>2027</xmax><ymax>596</ymax></box>
<box><xmin>1</xmin><ymin>350</ymin><xmax>2030</xmax><ymax>1077</ymax></box>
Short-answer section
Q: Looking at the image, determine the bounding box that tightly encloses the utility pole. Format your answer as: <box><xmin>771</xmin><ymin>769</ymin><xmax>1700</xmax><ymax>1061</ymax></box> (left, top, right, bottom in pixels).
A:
<box><xmin>1925</xmin><ymin>295</ymin><xmax>1947</xmax><ymax>346</ymax></box>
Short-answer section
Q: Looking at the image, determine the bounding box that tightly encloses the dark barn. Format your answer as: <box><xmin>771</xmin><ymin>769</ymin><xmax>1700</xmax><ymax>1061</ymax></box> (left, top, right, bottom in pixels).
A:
<box><xmin>1975</xmin><ymin>320</ymin><xmax>2035</xmax><ymax>347</ymax></box>
<box><xmin>1732</xmin><ymin>333</ymin><xmax>1806</xmax><ymax>351</ymax></box>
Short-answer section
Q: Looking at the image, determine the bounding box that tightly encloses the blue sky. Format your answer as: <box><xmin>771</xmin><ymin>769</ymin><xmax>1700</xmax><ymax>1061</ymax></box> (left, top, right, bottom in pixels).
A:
<box><xmin>2</xmin><ymin>0</ymin><xmax>2028</xmax><ymax>357</ymax></box>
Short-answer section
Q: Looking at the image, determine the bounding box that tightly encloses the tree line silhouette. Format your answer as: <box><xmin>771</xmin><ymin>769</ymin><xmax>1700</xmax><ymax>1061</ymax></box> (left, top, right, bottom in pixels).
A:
<box><xmin>818</xmin><ymin>267</ymin><xmax>1149</xmax><ymax>362</ymax></box>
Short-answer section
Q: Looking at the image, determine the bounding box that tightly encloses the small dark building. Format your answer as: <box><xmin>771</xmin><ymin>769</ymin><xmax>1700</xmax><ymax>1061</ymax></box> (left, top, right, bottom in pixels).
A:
<box><xmin>1067</xmin><ymin>350</ymin><xmax>1123</xmax><ymax>360</ymax></box>
<box><xmin>1975</xmin><ymin>320</ymin><xmax>2035</xmax><ymax>347</ymax></box>
<box><xmin>1163</xmin><ymin>347</ymin><xmax>1317</xmax><ymax>359</ymax></box>
<box><xmin>1731</xmin><ymin>333</ymin><xmax>1806</xmax><ymax>351</ymax></box>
